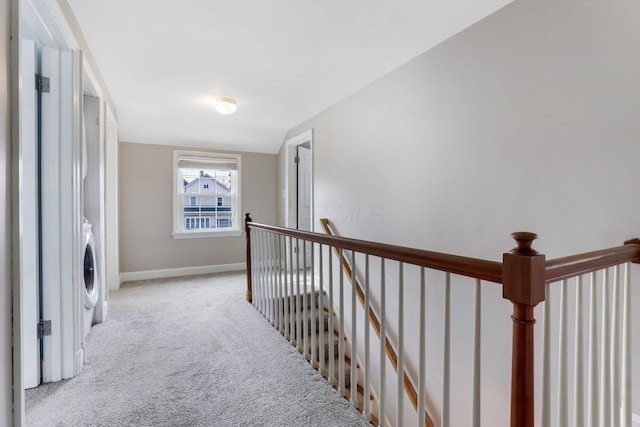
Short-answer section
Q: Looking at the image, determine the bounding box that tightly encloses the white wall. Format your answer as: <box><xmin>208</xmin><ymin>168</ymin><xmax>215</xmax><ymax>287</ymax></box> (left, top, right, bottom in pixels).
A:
<box><xmin>279</xmin><ymin>0</ymin><xmax>640</xmax><ymax>424</ymax></box>
<box><xmin>1</xmin><ymin>0</ymin><xmax>13</xmax><ymax>422</ymax></box>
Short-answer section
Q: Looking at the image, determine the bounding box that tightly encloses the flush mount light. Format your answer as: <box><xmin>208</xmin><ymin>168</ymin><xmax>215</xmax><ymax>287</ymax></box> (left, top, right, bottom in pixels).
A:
<box><xmin>214</xmin><ymin>98</ymin><xmax>238</xmax><ymax>115</ymax></box>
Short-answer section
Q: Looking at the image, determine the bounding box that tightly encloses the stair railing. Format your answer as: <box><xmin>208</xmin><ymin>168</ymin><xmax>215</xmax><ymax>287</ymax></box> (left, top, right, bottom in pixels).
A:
<box><xmin>320</xmin><ymin>218</ymin><xmax>433</xmax><ymax>427</ymax></box>
<box><xmin>244</xmin><ymin>213</ymin><xmax>639</xmax><ymax>427</ymax></box>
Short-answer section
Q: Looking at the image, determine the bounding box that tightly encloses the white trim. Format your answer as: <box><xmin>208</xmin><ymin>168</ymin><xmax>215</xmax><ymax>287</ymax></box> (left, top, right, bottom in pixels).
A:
<box><xmin>11</xmin><ymin>2</ymin><xmax>25</xmax><ymax>424</ymax></box>
<box><xmin>119</xmin><ymin>263</ymin><xmax>246</xmax><ymax>283</ymax></box>
<box><xmin>104</xmin><ymin>105</ymin><xmax>119</xmax><ymax>291</ymax></box>
<box><xmin>633</xmin><ymin>413</ymin><xmax>640</xmax><ymax>427</ymax></box>
<box><xmin>284</xmin><ymin>129</ymin><xmax>313</xmax><ymax>230</ymax></box>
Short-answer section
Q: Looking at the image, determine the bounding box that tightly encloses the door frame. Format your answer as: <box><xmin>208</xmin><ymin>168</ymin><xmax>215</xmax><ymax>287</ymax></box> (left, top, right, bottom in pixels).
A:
<box><xmin>284</xmin><ymin>129</ymin><xmax>313</xmax><ymax>231</ymax></box>
<box><xmin>11</xmin><ymin>0</ymin><xmax>101</xmax><ymax>424</ymax></box>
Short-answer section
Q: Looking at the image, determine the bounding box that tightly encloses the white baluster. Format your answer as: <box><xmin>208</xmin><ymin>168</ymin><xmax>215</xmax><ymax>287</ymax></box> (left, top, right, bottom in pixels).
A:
<box><xmin>364</xmin><ymin>254</ymin><xmax>371</xmax><ymax>422</ymax></box>
<box><xmin>558</xmin><ymin>280</ymin><xmax>568</xmax><ymax>427</ymax></box>
<box><xmin>472</xmin><ymin>278</ymin><xmax>481</xmax><ymax>427</ymax></box>
<box><xmin>610</xmin><ymin>265</ymin><xmax>620</xmax><ymax>427</ymax></box>
<box><xmin>442</xmin><ymin>272</ymin><xmax>451</xmax><ymax>427</ymax></box>
<box><xmin>288</xmin><ymin>236</ymin><xmax>295</xmax><ymax>343</ymax></box>
<box><xmin>257</xmin><ymin>230</ymin><xmax>264</xmax><ymax>315</ymax></box>
<box><xmin>339</xmin><ymin>249</ymin><xmax>346</xmax><ymax>394</ymax></box>
<box><xmin>311</xmin><ymin>243</ymin><xmax>317</xmax><ymax>367</ymax></box>
<box><xmin>379</xmin><ymin>259</ymin><xmax>386</xmax><ymax>427</ymax></box>
<box><xmin>574</xmin><ymin>276</ymin><xmax>585</xmax><ymax>427</ymax></box>
<box><xmin>296</xmin><ymin>239</ymin><xmax>302</xmax><ymax>352</ymax></box>
<box><xmin>397</xmin><ymin>262</ymin><xmax>404</xmax><ymax>427</ymax></box>
<box><xmin>250</xmin><ymin>228</ymin><xmax>257</xmax><ymax>309</ymax></box>
<box><xmin>621</xmin><ymin>263</ymin><xmax>631</xmax><ymax>427</ymax></box>
<box><xmin>303</xmin><ymin>240</ymin><xmax>308</xmax><ymax>360</ymax></box>
<box><xmin>541</xmin><ymin>283</ymin><xmax>551</xmax><ymax>426</ymax></box>
<box><xmin>262</xmin><ymin>231</ymin><xmax>268</xmax><ymax>318</ymax></box>
<box><xmin>587</xmin><ymin>271</ymin><xmax>598</xmax><ymax>427</ymax></box>
<box><xmin>418</xmin><ymin>267</ymin><xmax>426</xmax><ymax>427</ymax></box>
<box><xmin>251</xmin><ymin>230</ymin><xmax>260</xmax><ymax>311</ymax></box>
<box><xmin>279</xmin><ymin>235</ymin><xmax>284</xmax><ymax>334</ymax></box>
<box><xmin>600</xmin><ymin>269</ymin><xmax>611</xmax><ymax>427</ymax></box>
<box><xmin>351</xmin><ymin>251</ymin><xmax>358</xmax><ymax>407</ymax></box>
<box><xmin>272</xmin><ymin>234</ymin><xmax>278</xmax><ymax>326</ymax></box>
<box><xmin>277</xmin><ymin>235</ymin><xmax>283</xmax><ymax>334</ymax></box>
<box><xmin>280</xmin><ymin>236</ymin><xmax>287</xmax><ymax>337</ymax></box>
<box><xmin>259</xmin><ymin>230</ymin><xmax>266</xmax><ymax>317</ymax></box>
<box><xmin>269</xmin><ymin>233</ymin><xmax>275</xmax><ymax>325</ymax></box>
<box><xmin>319</xmin><ymin>244</ymin><xmax>325</xmax><ymax>376</ymax></box>
<box><xmin>328</xmin><ymin>247</ymin><xmax>335</xmax><ymax>386</ymax></box>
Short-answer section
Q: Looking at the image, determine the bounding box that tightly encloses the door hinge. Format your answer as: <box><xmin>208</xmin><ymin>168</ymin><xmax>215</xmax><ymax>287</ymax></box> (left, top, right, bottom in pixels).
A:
<box><xmin>37</xmin><ymin>320</ymin><xmax>52</xmax><ymax>339</ymax></box>
<box><xmin>36</xmin><ymin>74</ymin><xmax>50</xmax><ymax>93</ymax></box>
<box><xmin>294</xmin><ymin>156</ymin><xmax>300</xmax><ymax>164</ymax></box>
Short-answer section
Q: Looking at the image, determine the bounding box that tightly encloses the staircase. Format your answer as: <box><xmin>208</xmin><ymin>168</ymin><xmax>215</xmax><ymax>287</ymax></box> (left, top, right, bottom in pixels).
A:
<box><xmin>246</xmin><ymin>215</ymin><xmax>640</xmax><ymax>427</ymax></box>
<box><xmin>282</xmin><ymin>289</ymin><xmax>379</xmax><ymax>425</ymax></box>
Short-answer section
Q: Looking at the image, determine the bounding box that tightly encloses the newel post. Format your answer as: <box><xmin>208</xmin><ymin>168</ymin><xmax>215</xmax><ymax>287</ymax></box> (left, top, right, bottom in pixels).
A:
<box><xmin>502</xmin><ymin>232</ymin><xmax>546</xmax><ymax>427</ymax></box>
<box><xmin>245</xmin><ymin>213</ymin><xmax>253</xmax><ymax>303</ymax></box>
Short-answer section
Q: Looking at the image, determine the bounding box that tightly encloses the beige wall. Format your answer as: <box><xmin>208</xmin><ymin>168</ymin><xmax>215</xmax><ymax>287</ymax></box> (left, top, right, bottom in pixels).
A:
<box><xmin>1</xmin><ymin>0</ymin><xmax>12</xmax><ymax>422</ymax></box>
<box><xmin>279</xmin><ymin>0</ymin><xmax>640</xmax><ymax>423</ymax></box>
<box><xmin>119</xmin><ymin>142</ymin><xmax>276</xmax><ymax>274</ymax></box>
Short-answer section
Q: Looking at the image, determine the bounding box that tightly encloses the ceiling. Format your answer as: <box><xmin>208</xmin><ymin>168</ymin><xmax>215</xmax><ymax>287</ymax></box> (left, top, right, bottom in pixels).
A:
<box><xmin>66</xmin><ymin>0</ymin><xmax>513</xmax><ymax>154</ymax></box>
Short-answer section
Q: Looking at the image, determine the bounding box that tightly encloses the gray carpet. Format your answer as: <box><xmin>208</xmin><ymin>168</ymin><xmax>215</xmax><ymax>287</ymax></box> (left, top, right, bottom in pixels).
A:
<box><xmin>25</xmin><ymin>272</ymin><xmax>370</xmax><ymax>427</ymax></box>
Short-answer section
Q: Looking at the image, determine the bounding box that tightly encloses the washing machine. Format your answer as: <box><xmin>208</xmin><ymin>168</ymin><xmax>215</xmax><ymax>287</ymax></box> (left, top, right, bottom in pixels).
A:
<box><xmin>83</xmin><ymin>218</ymin><xmax>99</xmax><ymax>338</ymax></box>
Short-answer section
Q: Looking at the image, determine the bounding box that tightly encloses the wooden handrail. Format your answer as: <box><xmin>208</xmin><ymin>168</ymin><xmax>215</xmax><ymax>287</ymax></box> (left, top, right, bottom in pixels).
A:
<box><xmin>545</xmin><ymin>241</ymin><xmax>640</xmax><ymax>283</ymax></box>
<box><xmin>243</xmin><ymin>213</ymin><xmax>639</xmax><ymax>427</ymax></box>
<box><xmin>320</xmin><ymin>218</ymin><xmax>434</xmax><ymax>427</ymax></box>
<box><xmin>247</xmin><ymin>221</ymin><xmax>503</xmax><ymax>283</ymax></box>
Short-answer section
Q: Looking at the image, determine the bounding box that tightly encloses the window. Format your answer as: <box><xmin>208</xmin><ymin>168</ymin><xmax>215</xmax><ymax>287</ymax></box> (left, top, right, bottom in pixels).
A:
<box><xmin>173</xmin><ymin>150</ymin><xmax>241</xmax><ymax>238</ymax></box>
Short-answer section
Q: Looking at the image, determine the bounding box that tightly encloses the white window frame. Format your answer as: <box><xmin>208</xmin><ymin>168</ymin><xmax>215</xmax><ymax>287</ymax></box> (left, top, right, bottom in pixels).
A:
<box><xmin>172</xmin><ymin>150</ymin><xmax>242</xmax><ymax>239</ymax></box>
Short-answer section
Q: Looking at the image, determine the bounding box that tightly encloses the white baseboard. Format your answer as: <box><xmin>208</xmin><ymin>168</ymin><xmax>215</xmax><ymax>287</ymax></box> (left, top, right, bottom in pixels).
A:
<box><xmin>633</xmin><ymin>412</ymin><xmax>640</xmax><ymax>427</ymax></box>
<box><xmin>119</xmin><ymin>263</ymin><xmax>246</xmax><ymax>284</ymax></box>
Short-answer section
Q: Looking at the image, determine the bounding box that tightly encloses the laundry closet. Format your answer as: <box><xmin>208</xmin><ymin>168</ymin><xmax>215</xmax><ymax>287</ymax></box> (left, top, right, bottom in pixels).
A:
<box><xmin>16</xmin><ymin>0</ymin><xmax>118</xmax><ymax>406</ymax></box>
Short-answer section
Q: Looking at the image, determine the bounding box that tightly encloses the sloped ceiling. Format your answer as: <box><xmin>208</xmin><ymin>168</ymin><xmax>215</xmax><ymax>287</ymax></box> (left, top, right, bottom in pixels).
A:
<box><xmin>67</xmin><ymin>0</ymin><xmax>513</xmax><ymax>153</ymax></box>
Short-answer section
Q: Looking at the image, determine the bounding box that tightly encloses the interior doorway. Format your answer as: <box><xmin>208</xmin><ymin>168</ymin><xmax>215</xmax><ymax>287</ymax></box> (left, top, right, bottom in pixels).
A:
<box><xmin>285</xmin><ymin>130</ymin><xmax>313</xmax><ymax>267</ymax></box>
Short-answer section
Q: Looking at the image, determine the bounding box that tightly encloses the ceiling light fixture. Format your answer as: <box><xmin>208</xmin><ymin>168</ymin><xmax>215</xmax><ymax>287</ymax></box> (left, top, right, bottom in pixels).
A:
<box><xmin>214</xmin><ymin>98</ymin><xmax>238</xmax><ymax>115</ymax></box>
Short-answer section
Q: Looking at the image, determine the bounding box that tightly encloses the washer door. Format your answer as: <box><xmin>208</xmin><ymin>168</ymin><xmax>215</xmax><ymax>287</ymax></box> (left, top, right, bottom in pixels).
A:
<box><xmin>83</xmin><ymin>236</ymin><xmax>99</xmax><ymax>309</ymax></box>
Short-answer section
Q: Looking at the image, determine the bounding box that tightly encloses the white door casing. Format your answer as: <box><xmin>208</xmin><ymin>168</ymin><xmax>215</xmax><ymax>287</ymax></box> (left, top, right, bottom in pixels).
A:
<box><xmin>296</xmin><ymin>145</ymin><xmax>312</xmax><ymax>232</ymax></box>
<box><xmin>105</xmin><ymin>104</ymin><xmax>119</xmax><ymax>291</ymax></box>
<box><xmin>296</xmin><ymin>145</ymin><xmax>312</xmax><ymax>267</ymax></box>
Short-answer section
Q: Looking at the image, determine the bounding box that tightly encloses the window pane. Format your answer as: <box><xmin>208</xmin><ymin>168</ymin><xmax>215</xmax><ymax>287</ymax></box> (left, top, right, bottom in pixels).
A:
<box><xmin>175</xmin><ymin>154</ymin><xmax>239</xmax><ymax>234</ymax></box>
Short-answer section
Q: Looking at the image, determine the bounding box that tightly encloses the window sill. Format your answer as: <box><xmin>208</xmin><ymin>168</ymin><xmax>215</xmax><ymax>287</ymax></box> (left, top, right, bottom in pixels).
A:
<box><xmin>172</xmin><ymin>229</ymin><xmax>244</xmax><ymax>239</ymax></box>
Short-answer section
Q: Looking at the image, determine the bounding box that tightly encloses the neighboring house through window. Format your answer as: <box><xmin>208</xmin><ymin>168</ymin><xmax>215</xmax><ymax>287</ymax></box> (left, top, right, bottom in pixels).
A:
<box><xmin>173</xmin><ymin>150</ymin><xmax>242</xmax><ymax>238</ymax></box>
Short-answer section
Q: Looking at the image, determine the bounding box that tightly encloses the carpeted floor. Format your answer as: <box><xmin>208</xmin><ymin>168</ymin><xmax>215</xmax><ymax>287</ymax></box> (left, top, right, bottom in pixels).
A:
<box><xmin>25</xmin><ymin>271</ymin><xmax>370</xmax><ymax>427</ymax></box>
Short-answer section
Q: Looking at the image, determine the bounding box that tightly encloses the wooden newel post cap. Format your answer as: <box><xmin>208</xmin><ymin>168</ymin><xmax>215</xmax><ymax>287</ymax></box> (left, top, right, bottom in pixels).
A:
<box><xmin>244</xmin><ymin>213</ymin><xmax>252</xmax><ymax>223</ymax></box>
<box><xmin>624</xmin><ymin>238</ymin><xmax>640</xmax><ymax>264</ymax></box>
<box><xmin>510</xmin><ymin>232</ymin><xmax>539</xmax><ymax>255</ymax></box>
